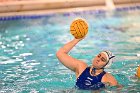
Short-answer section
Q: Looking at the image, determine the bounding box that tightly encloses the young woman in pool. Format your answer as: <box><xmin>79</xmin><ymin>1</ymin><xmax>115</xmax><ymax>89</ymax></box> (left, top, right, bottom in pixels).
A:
<box><xmin>56</xmin><ymin>38</ymin><xmax>121</xmax><ymax>90</ymax></box>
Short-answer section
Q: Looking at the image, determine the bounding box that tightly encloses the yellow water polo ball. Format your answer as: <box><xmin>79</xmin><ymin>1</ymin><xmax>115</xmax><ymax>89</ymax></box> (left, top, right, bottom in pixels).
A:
<box><xmin>136</xmin><ymin>66</ymin><xmax>140</xmax><ymax>78</ymax></box>
<box><xmin>70</xmin><ymin>18</ymin><xmax>88</xmax><ymax>39</ymax></box>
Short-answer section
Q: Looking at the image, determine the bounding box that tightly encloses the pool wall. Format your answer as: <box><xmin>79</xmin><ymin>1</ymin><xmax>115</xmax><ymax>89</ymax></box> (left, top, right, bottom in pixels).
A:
<box><xmin>0</xmin><ymin>0</ymin><xmax>140</xmax><ymax>17</ymax></box>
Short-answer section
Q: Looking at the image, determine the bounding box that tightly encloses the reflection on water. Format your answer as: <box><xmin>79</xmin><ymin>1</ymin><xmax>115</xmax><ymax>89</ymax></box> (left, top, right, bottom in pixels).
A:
<box><xmin>0</xmin><ymin>8</ymin><xmax>140</xmax><ymax>92</ymax></box>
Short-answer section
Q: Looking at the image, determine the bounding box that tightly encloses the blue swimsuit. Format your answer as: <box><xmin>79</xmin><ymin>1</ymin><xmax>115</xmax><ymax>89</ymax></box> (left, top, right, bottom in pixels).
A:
<box><xmin>76</xmin><ymin>67</ymin><xmax>106</xmax><ymax>90</ymax></box>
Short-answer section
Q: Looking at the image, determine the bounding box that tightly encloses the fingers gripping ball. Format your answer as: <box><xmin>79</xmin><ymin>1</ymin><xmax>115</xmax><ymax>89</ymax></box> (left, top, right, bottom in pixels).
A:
<box><xmin>70</xmin><ymin>19</ymin><xmax>88</xmax><ymax>39</ymax></box>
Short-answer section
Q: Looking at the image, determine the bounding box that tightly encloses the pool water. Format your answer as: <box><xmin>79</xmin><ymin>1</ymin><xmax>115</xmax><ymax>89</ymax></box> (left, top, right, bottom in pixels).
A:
<box><xmin>0</xmin><ymin>7</ymin><xmax>140</xmax><ymax>93</ymax></box>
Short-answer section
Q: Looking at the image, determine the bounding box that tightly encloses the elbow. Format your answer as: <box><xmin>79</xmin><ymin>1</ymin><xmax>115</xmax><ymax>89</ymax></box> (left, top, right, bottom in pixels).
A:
<box><xmin>56</xmin><ymin>51</ymin><xmax>60</xmax><ymax>58</ymax></box>
<box><xmin>56</xmin><ymin>48</ymin><xmax>67</xmax><ymax>58</ymax></box>
<box><xmin>116</xmin><ymin>84</ymin><xmax>123</xmax><ymax>90</ymax></box>
<box><xmin>56</xmin><ymin>50</ymin><xmax>63</xmax><ymax>58</ymax></box>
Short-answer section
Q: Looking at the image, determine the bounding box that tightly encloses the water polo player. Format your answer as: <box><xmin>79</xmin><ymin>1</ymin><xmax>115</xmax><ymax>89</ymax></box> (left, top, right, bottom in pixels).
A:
<box><xmin>56</xmin><ymin>19</ymin><xmax>121</xmax><ymax>90</ymax></box>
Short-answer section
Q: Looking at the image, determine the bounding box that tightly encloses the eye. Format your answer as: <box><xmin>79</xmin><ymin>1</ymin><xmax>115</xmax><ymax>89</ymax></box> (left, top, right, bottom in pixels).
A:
<box><xmin>101</xmin><ymin>57</ymin><xmax>107</xmax><ymax>62</ymax></box>
<box><xmin>98</xmin><ymin>54</ymin><xmax>101</xmax><ymax>58</ymax></box>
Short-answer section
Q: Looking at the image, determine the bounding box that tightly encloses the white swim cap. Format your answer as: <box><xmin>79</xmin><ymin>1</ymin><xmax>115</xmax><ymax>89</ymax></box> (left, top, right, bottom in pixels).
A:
<box><xmin>101</xmin><ymin>51</ymin><xmax>115</xmax><ymax>68</ymax></box>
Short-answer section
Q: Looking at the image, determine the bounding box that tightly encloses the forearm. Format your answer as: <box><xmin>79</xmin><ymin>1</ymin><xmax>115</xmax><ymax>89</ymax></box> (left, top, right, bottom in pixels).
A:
<box><xmin>58</xmin><ymin>38</ymin><xmax>81</xmax><ymax>54</ymax></box>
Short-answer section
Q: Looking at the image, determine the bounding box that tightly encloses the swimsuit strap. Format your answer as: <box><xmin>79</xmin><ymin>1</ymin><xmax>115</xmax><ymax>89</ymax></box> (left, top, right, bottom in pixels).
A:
<box><xmin>91</xmin><ymin>67</ymin><xmax>106</xmax><ymax>81</ymax></box>
<box><xmin>92</xmin><ymin>67</ymin><xmax>104</xmax><ymax>74</ymax></box>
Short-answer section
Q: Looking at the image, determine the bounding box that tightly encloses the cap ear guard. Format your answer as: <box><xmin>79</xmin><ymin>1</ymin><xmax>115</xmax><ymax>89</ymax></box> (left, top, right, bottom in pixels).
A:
<box><xmin>103</xmin><ymin>51</ymin><xmax>115</xmax><ymax>68</ymax></box>
<box><xmin>109</xmin><ymin>55</ymin><xmax>115</xmax><ymax>60</ymax></box>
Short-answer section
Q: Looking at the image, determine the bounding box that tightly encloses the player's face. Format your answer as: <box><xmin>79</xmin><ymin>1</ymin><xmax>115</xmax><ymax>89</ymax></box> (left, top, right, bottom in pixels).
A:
<box><xmin>92</xmin><ymin>52</ymin><xmax>108</xmax><ymax>68</ymax></box>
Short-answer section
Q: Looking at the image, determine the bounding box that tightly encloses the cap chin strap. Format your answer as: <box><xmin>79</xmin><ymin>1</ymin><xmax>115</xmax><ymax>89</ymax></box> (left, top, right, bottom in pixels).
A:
<box><xmin>92</xmin><ymin>67</ymin><xmax>104</xmax><ymax>75</ymax></box>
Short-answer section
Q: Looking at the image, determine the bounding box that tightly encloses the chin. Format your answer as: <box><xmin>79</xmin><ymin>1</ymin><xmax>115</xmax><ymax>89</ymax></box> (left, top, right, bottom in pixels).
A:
<box><xmin>92</xmin><ymin>64</ymin><xmax>99</xmax><ymax>68</ymax></box>
<box><xmin>93</xmin><ymin>64</ymin><xmax>103</xmax><ymax>69</ymax></box>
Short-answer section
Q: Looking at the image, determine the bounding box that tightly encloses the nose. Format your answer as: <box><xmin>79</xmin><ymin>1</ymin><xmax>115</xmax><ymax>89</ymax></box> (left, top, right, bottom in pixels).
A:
<box><xmin>97</xmin><ymin>59</ymin><xmax>100</xmax><ymax>62</ymax></box>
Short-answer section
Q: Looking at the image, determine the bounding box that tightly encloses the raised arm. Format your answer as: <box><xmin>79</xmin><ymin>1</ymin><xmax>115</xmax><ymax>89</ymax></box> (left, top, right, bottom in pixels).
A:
<box><xmin>56</xmin><ymin>38</ymin><xmax>87</xmax><ymax>72</ymax></box>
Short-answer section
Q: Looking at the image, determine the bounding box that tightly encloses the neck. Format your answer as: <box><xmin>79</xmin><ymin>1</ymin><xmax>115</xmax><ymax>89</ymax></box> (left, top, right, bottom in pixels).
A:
<box><xmin>90</xmin><ymin>66</ymin><xmax>104</xmax><ymax>75</ymax></box>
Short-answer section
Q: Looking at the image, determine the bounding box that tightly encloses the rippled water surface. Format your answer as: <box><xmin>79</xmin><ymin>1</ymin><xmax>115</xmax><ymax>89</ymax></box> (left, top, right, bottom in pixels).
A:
<box><xmin>0</xmin><ymin>8</ymin><xmax>140</xmax><ymax>93</ymax></box>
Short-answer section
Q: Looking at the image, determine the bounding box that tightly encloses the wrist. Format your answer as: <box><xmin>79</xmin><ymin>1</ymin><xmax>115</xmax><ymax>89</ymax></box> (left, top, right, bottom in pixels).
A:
<box><xmin>73</xmin><ymin>38</ymin><xmax>83</xmax><ymax>42</ymax></box>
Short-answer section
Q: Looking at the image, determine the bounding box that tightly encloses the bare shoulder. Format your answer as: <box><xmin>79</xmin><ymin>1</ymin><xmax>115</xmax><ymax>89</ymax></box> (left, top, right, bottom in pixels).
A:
<box><xmin>78</xmin><ymin>60</ymin><xmax>88</xmax><ymax>67</ymax></box>
<box><xmin>76</xmin><ymin>60</ymin><xmax>88</xmax><ymax>78</ymax></box>
<box><xmin>77</xmin><ymin>60</ymin><xmax>88</xmax><ymax>72</ymax></box>
<box><xmin>105</xmin><ymin>72</ymin><xmax>115</xmax><ymax>77</ymax></box>
<box><xmin>103</xmin><ymin>72</ymin><xmax>118</xmax><ymax>86</ymax></box>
